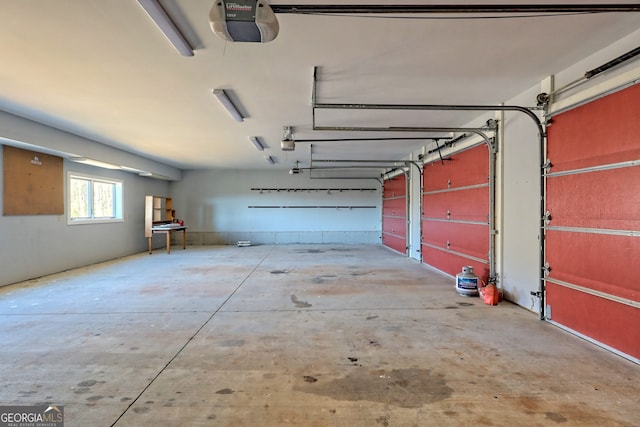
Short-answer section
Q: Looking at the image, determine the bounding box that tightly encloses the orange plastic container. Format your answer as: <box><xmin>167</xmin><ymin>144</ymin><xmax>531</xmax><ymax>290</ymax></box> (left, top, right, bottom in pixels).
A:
<box><xmin>482</xmin><ymin>283</ymin><xmax>499</xmax><ymax>305</ymax></box>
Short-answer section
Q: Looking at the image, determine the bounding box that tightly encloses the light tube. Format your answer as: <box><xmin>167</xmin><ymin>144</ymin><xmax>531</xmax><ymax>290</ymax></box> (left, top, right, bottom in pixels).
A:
<box><xmin>137</xmin><ymin>0</ymin><xmax>193</xmax><ymax>57</ymax></box>
<box><xmin>265</xmin><ymin>156</ymin><xmax>275</xmax><ymax>165</ymax></box>
<box><xmin>250</xmin><ymin>136</ymin><xmax>265</xmax><ymax>151</ymax></box>
<box><xmin>213</xmin><ymin>89</ymin><xmax>244</xmax><ymax>122</ymax></box>
<box><xmin>69</xmin><ymin>157</ymin><xmax>122</xmax><ymax>170</ymax></box>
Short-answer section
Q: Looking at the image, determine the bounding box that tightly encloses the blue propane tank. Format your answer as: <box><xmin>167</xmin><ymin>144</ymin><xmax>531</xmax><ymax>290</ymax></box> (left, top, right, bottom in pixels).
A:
<box><xmin>456</xmin><ymin>266</ymin><xmax>479</xmax><ymax>296</ymax></box>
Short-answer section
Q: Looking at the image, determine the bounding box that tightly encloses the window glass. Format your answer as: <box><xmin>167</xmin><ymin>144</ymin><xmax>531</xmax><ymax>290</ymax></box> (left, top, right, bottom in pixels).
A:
<box><xmin>93</xmin><ymin>181</ymin><xmax>115</xmax><ymax>218</ymax></box>
<box><xmin>68</xmin><ymin>173</ymin><xmax>123</xmax><ymax>224</ymax></box>
<box><xmin>69</xmin><ymin>177</ymin><xmax>90</xmax><ymax>219</ymax></box>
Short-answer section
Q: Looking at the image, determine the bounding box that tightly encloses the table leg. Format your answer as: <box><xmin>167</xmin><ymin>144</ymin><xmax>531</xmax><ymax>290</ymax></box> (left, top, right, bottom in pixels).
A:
<box><xmin>148</xmin><ymin>237</ymin><xmax>152</xmax><ymax>254</ymax></box>
<box><xmin>182</xmin><ymin>229</ymin><xmax>187</xmax><ymax>249</ymax></box>
<box><xmin>166</xmin><ymin>232</ymin><xmax>171</xmax><ymax>254</ymax></box>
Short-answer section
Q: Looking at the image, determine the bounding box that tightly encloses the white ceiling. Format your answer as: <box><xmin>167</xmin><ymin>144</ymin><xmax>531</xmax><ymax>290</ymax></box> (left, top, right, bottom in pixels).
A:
<box><xmin>1</xmin><ymin>1</ymin><xmax>639</xmax><ymax>173</ymax></box>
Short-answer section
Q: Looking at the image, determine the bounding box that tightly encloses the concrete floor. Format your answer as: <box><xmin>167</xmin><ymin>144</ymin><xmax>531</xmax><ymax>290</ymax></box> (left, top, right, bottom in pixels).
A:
<box><xmin>0</xmin><ymin>245</ymin><xmax>638</xmax><ymax>427</ymax></box>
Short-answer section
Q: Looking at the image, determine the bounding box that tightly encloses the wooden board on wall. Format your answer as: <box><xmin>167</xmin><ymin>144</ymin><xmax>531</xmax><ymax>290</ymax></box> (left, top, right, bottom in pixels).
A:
<box><xmin>3</xmin><ymin>145</ymin><xmax>64</xmax><ymax>215</ymax></box>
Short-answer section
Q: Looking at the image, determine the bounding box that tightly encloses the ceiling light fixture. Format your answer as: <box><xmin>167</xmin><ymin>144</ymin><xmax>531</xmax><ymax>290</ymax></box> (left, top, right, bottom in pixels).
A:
<box><xmin>120</xmin><ymin>165</ymin><xmax>148</xmax><ymax>174</ymax></box>
<box><xmin>213</xmin><ymin>89</ymin><xmax>244</xmax><ymax>122</ymax></box>
<box><xmin>141</xmin><ymin>172</ymin><xmax>175</xmax><ymax>180</ymax></box>
<box><xmin>250</xmin><ymin>136</ymin><xmax>265</xmax><ymax>151</ymax></box>
<box><xmin>281</xmin><ymin>126</ymin><xmax>295</xmax><ymax>151</ymax></box>
<box><xmin>137</xmin><ymin>0</ymin><xmax>193</xmax><ymax>57</ymax></box>
<box><xmin>265</xmin><ymin>155</ymin><xmax>275</xmax><ymax>165</ymax></box>
<box><xmin>68</xmin><ymin>157</ymin><xmax>122</xmax><ymax>170</ymax></box>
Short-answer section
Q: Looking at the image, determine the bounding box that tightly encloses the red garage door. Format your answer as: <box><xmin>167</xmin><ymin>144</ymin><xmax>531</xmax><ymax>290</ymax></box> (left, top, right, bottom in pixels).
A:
<box><xmin>382</xmin><ymin>174</ymin><xmax>407</xmax><ymax>254</ymax></box>
<box><xmin>421</xmin><ymin>145</ymin><xmax>490</xmax><ymax>282</ymax></box>
<box><xmin>545</xmin><ymin>83</ymin><xmax>640</xmax><ymax>360</ymax></box>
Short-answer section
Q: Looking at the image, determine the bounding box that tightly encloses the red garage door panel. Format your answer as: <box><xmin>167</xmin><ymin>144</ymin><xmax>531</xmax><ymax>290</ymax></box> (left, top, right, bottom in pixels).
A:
<box><xmin>382</xmin><ymin>217</ymin><xmax>406</xmax><ymax>236</ymax></box>
<box><xmin>422</xmin><ymin>144</ymin><xmax>489</xmax><ymax>278</ymax></box>
<box><xmin>546</xmin><ymin>230</ymin><xmax>639</xmax><ymax>301</ymax></box>
<box><xmin>546</xmin><ymin>168</ymin><xmax>640</xmax><ymax>230</ymax></box>
<box><xmin>383</xmin><ymin>234</ymin><xmax>406</xmax><ymax>254</ymax></box>
<box><xmin>421</xmin><ymin>244</ymin><xmax>490</xmax><ymax>281</ymax></box>
<box><xmin>423</xmin><ymin>187</ymin><xmax>489</xmax><ymax>222</ymax></box>
<box><xmin>546</xmin><ymin>283</ymin><xmax>640</xmax><ymax>359</ymax></box>
<box><xmin>546</xmin><ymin>84</ymin><xmax>640</xmax><ymax>360</ymax></box>
<box><xmin>382</xmin><ymin>197</ymin><xmax>407</xmax><ymax>217</ymax></box>
<box><xmin>382</xmin><ymin>175</ymin><xmax>407</xmax><ymax>254</ymax></box>
<box><xmin>547</xmin><ymin>83</ymin><xmax>640</xmax><ymax>172</ymax></box>
<box><xmin>423</xmin><ymin>221</ymin><xmax>489</xmax><ymax>260</ymax></box>
<box><xmin>383</xmin><ymin>176</ymin><xmax>406</xmax><ymax>197</ymax></box>
<box><xmin>423</xmin><ymin>146</ymin><xmax>489</xmax><ymax>191</ymax></box>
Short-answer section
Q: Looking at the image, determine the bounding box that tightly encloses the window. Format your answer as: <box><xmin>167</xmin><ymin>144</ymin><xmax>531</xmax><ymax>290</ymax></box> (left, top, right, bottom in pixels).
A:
<box><xmin>68</xmin><ymin>173</ymin><xmax>123</xmax><ymax>224</ymax></box>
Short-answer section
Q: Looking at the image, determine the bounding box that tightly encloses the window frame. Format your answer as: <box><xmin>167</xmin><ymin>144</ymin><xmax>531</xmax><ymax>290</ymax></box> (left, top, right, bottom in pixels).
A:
<box><xmin>67</xmin><ymin>172</ymin><xmax>123</xmax><ymax>225</ymax></box>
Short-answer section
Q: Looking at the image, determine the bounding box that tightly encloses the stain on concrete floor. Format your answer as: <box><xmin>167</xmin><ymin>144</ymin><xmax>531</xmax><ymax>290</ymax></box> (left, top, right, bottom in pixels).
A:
<box><xmin>296</xmin><ymin>249</ymin><xmax>325</xmax><ymax>254</ymax></box>
<box><xmin>291</xmin><ymin>295</ymin><xmax>312</xmax><ymax>308</ymax></box>
<box><xmin>296</xmin><ymin>368</ymin><xmax>453</xmax><ymax>408</ymax></box>
<box><xmin>218</xmin><ymin>339</ymin><xmax>245</xmax><ymax>347</ymax></box>
<box><xmin>311</xmin><ymin>275</ymin><xmax>337</xmax><ymax>284</ymax></box>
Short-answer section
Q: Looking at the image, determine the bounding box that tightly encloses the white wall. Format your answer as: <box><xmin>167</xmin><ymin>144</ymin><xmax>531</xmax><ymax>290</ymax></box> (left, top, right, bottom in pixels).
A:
<box><xmin>0</xmin><ymin>110</ymin><xmax>181</xmax><ymax>180</ymax></box>
<box><xmin>551</xmin><ymin>29</ymin><xmax>640</xmax><ymax>110</ymax></box>
<box><xmin>0</xmin><ymin>112</ymin><xmax>175</xmax><ymax>287</ymax></box>
<box><xmin>170</xmin><ymin>169</ymin><xmax>382</xmax><ymax>245</ymax></box>
<box><xmin>499</xmin><ymin>88</ymin><xmax>543</xmax><ymax>313</ymax></box>
<box><xmin>0</xmin><ymin>155</ymin><xmax>169</xmax><ymax>287</ymax></box>
<box><xmin>408</xmin><ymin>157</ymin><xmax>422</xmax><ymax>261</ymax></box>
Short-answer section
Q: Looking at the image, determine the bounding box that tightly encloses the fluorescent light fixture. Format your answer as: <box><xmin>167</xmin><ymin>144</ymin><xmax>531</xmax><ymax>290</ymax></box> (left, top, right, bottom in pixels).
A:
<box><xmin>69</xmin><ymin>157</ymin><xmax>121</xmax><ymax>170</ymax></box>
<box><xmin>265</xmin><ymin>155</ymin><xmax>275</xmax><ymax>165</ymax></box>
<box><xmin>249</xmin><ymin>136</ymin><xmax>265</xmax><ymax>151</ymax></box>
<box><xmin>141</xmin><ymin>172</ymin><xmax>175</xmax><ymax>180</ymax></box>
<box><xmin>120</xmin><ymin>165</ymin><xmax>147</xmax><ymax>173</ymax></box>
<box><xmin>120</xmin><ymin>166</ymin><xmax>161</xmax><ymax>178</ymax></box>
<box><xmin>137</xmin><ymin>0</ymin><xmax>194</xmax><ymax>57</ymax></box>
<box><xmin>213</xmin><ymin>89</ymin><xmax>244</xmax><ymax>122</ymax></box>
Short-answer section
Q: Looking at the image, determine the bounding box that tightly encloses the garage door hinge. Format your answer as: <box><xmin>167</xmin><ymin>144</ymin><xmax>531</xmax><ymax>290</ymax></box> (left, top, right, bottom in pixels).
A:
<box><xmin>542</xmin><ymin>159</ymin><xmax>552</xmax><ymax>173</ymax></box>
<box><xmin>543</xmin><ymin>211</ymin><xmax>552</xmax><ymax>225</ymax></box>
<box><xmin>542</xmin><ymin>262</ymin><xmax>551</xmax><ymax>277</ymax></box>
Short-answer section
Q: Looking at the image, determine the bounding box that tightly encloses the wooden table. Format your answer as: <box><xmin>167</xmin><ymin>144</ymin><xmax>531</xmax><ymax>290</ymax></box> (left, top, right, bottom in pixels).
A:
<box><xmin>149</xmin><ymin>225</ymin><xmax>188</xmax><ymax>254</ymax></box>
